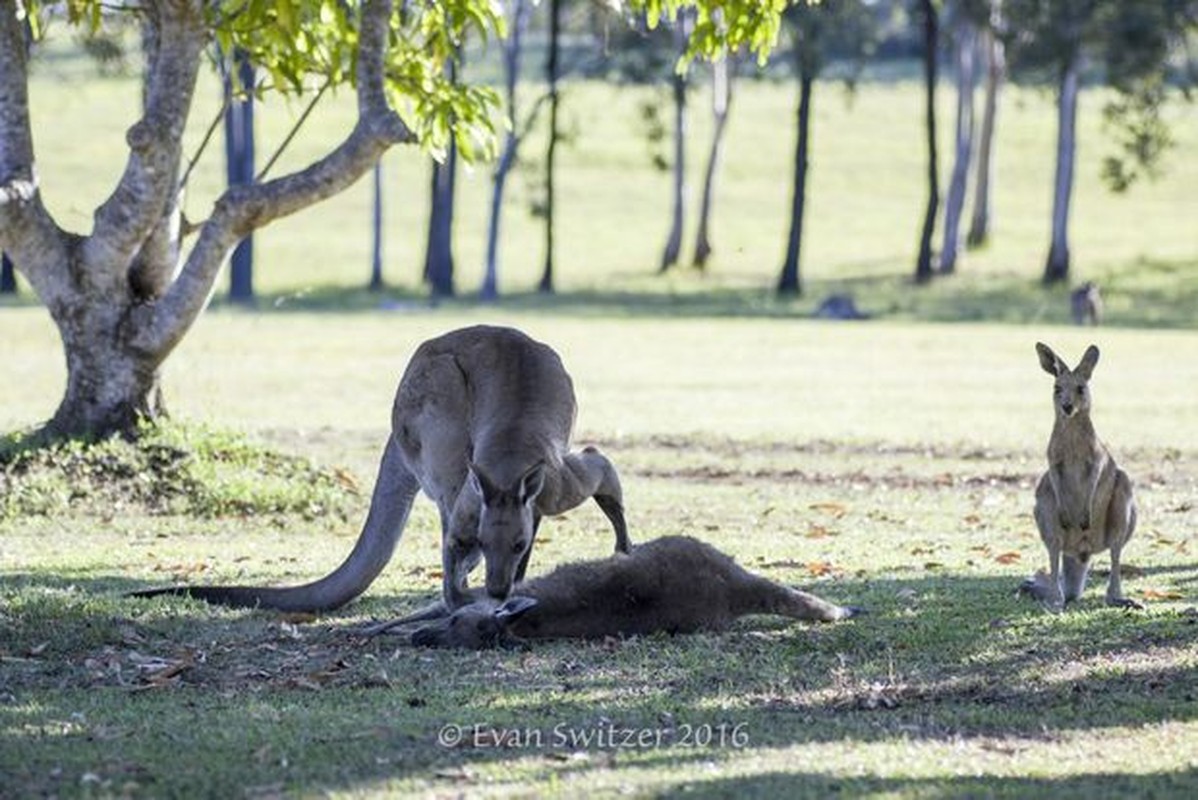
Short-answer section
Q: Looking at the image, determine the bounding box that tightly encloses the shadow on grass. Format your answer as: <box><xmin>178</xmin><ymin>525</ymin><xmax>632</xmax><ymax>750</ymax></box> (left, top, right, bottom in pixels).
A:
<box><xmin>3</xmin><ymin>567</ymin><xmax>1198</xmax><ymax>796</ymax></box>
<box><xmin>659</xmin><ymin>767</ymin><xmax>1198</xmax><ymax>799</ymax></box>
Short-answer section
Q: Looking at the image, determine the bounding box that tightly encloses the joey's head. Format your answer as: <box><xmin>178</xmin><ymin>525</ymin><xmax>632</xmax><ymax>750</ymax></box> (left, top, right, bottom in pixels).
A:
<box><xmin>468</xmin><ymin>461</ymin><xmax>546</xmax><ymax>599</ymax></box>
<box><xmin>1036</xmin><ymin>342</ymin><xmax>1099</xmax><ymax>420</ymax></box>
<box><xmin>410</xmin><ymin>596</ymin><xmax>538</xmax><ymax>650</ymax></box>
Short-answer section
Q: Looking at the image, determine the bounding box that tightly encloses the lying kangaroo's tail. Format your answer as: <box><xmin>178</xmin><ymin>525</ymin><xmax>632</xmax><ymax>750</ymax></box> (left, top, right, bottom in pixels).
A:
<box><xmin>131</xmin><ymin>438</ymin><xmax>420</xmax><ymax>612</ymax></box>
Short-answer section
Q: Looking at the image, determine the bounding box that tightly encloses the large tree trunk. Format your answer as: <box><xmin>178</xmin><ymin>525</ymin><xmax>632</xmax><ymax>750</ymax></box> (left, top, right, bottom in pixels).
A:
<box><xmin>692</xmin><ymin>56</ymin><xmax>733</xmax><ymax>270</ymax></box>
<box><xmin>537</xmin><ymin>0</ymin><xmax>562</xmax><ymax>294</ymax></box>
<box><xmin>1044</xmin><ymin>54</ymin><xmax>1080</xmax><ymax>285</ymax></box>
<box><xmin>938</xmin><ymin>16</ymin><xmax>977</xmax><ymax>275</ymax></box>
<box><xmin>0</xmin><ymin>1</ymin><xmax>413</xmax><ymax>439</ymax></box>
<box><xmin>658</xmin><ymin>12</ymin><xmax>692</xmax><ymax>273</ymax></box>
<box><xmin>967</xmin><ymin>25</ymin><xmax>1003</xmax><ymax>248</ymax></box>
<box><xmin>777</xmin><ymin>70</ymin><xmax>813</xmax><ymax>297</ymax></box>
<box><xmin>481</xmin><ymin>0</ymin><xmax>531</xmax><ymax>301</ymax></box>
<box><xmin>424</xmin><ymin>56</ymin><xmax>459</xmax><ymax>299</ymax></box>
<box><xmin>913</xmin><ymin>0</ymin><xmax>940</xmax><ymax>285</ymax></box>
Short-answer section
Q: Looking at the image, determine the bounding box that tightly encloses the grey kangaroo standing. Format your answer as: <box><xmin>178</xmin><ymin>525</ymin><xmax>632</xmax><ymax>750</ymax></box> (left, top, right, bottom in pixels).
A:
<box><xmin>134</xmin><ymin>325</ymin><xmax>630</xmax><ymax>611</ymax></box>
<box><xmin>1020</xmin><ymin>342</ymin><xmax>1140</xmax><ymax>611</ymax></box>
<box><xmin>365</xmin><ymin>536</ymin><xmax>861</xmax><ymax>649</ymax></box>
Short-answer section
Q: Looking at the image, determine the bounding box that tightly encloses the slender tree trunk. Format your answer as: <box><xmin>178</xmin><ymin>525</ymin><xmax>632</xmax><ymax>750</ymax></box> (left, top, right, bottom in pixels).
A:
<box><xmin>658</xmin><ymin>12</ymin><xmax>692</xmax><ymax>273</ymax></box>
<box><xmin>967</xmin><ymin>25</ymin><xmax>1003</xmax><ymax>248</ymax></box>
<box><xmin>482</xmin><ymin>0</ymin><xmax>531</xmax><ymax>301</ymax></box>
<box><xmin>424</xmin><ymin>58</ymin><xmax>459</xmax><ymax>299</ymax></box>
<box><xmin>224</xmin><ymin>49</ymin><xmax>255</xmax><ymax>304</ymax></box>
<box><xmin>914</xmin><ymin>0</ymin><xmax>940</xmax><ymax>284</ymax></box>
<box><xmin>938</xmin><ymin>17</ymin><xmax>977</xmax><ymax>275</ymax></box>
<box><xmin>538</xmin><ymin>0</ymin><xmax>562</xmax><ymax>294</ymax></box>
<box><xmin>1</xmin><ymin>253</ymin><xmax>15</xmax><ymax>294</ymax></box>
<box><xmin>369</xmin><ymin>161</ymin><xmax>384</xmax><ymax>291</ymax></box>
<box><xmin>692</xmin><ymin>56</ymin><xmax>733</xmax><ymax>270</ymax></box>
<box><xmin>1044</xmin><ymin>54</ymin><xmax>1080</xmax><ymax>285</ymax></box>
<box><xmin>778</xmin><ymin>71</ymin><xmax>813</xmax><ymax>297</ymax></box>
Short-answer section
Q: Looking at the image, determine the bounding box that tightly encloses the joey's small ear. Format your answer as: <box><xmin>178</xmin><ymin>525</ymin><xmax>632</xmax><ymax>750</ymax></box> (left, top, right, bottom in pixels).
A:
<box><xmin>495</xmin><ymin>595</ymin><xmax>538</xmax><ymax>621</ymax></box>
<box><xmin>517</xmin><ymin>461</ymin><xmax>547</xmax><ymax>504</ymax></box>
<box><xmin>469</xmin><ymin>462</ymin><xmax>500</xmax><ymax>504</ymax></box>
<box><xmin>1075</xmin><ymin>345</ymin><xmax>1100</xmax><ymax>380</ymax></box>
<box><xmin>1036</xmin><ymin>342</ymin><xmax>1066</xmax><ymax>377</ymax></box>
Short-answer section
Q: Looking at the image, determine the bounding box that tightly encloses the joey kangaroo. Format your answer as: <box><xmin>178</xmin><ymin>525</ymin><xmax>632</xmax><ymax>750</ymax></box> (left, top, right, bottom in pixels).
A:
<box><xmin>364</xmin><ymin>536</ymin><xmax>861</xmax><ymax>649</ymax></box>
<box><xmin>1020</xmin><ymin>342</ymin><xmax>1140</xmax><ymax>611</ymax></box>
<box><xmin>134</xmin><ymin>325</ymin><xmax>630</xmax><ymax>611</ymax></box>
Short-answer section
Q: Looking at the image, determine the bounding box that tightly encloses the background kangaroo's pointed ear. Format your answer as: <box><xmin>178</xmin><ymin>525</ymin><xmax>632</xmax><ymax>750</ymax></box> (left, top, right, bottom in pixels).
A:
<box><xmin>1036</xmin><ymin>342</ymin><xmax>1066</xmax><ymax>377</ymax></box>
<box><xmin>1075</xmin><ymin>345</ymin><xmax>1100</xmax><ymax>379</ymax></box>
<box><xmin>517</xmin><ymin>461</ymin><xmax>547</xmax><ymax>504</ymax></box>
<box><xmin>495</xmin><ymin>595</ymin><xmax>538</xmax><ymax>621</ymax></box>
<box><xmin>469</xmin><ymin>462</ymin><xmax>501</xmax><ymax>504</ymax></box>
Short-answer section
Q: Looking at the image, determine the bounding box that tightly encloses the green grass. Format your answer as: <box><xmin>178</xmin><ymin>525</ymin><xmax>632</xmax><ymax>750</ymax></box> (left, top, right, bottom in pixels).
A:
<box><xmin>4</xmin><ymin>42</ymin><xmax>1196</xmax><ymax>325</ymax></box>
<box><xmin>2</xmin><ymin>312</ymin><xmax>1197</xmax><ymax>797</ymax></box>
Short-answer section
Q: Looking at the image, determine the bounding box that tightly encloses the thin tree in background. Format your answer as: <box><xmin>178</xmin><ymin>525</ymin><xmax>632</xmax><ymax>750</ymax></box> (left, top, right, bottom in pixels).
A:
<box><xmin>369</xmin><ymin>161</ymin><xmax>384</xmax><ymax>291</ymax></box>
<box><xmin>692</xmin><ymin>54</ymin><xmax>734</xmax><ymax>270</ymax></box>
<box><xmin>424</xmin><ymin>57</ymin><xmax>459</xmax><ymax>299</ymax></box>
<box><xmin>913</xmin><ymin>0</ymin><xmax>941</xmax><ymax>284</ymax></box>
<box><xmin>223</xmin><ymin>48</ymin><xmax>255</xmax><ymax>304</ymax></box>
<box><xmin>967</xmin><ymin>5</ymin><xmax>1004</xmax><ymax>248</ymax></box>
<box><xmin>658</xmin><ymin>9</ymin><xmax>693</xmax><ymax>273</ymax></box>
<box><xmin>938</xmin><ymin>10</ymin><xmax>977</xmax><ymax>275</ymax></box>
<box><xmin>1</xmin><ymin>253</ymin><xmax>16</xmax><ymax>294</ymax></box>
<box><xmin>538</xmin><ymin>0</ymin><xmax>563</xmax><ymax>294</ymax></box>
<box><xmin>482</xmin><ymin>0</ymin><xmax>533</xmax><ymax>300</ymax></box>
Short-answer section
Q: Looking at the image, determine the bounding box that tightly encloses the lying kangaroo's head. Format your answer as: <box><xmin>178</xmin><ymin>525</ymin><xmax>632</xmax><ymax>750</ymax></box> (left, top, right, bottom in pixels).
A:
<box><xmin>1036</xmin><ymin>342</ymin><xmax>1099</xmax><ymax>419</ymax></box>
<box><xmin>410</xmin><ymin>595</ymin><xmax>538</xmax><ymax>649</ymax></box>
<box><xmin>468</xmin><ymin>461</ymin><xmax>546</xmax><ymax>599</ymax></box>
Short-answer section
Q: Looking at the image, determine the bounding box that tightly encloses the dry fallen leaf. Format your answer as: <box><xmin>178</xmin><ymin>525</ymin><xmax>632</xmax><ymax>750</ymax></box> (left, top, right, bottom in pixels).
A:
<box><xmin>995</xmin><ymin>552</ymin><xmax>1022</xmax><ymax>565</ymax></box>
<box><xmin>805</xmin><ymin>561</ymin><xmax>836</xmax><ymax>577</ymax></box>
<box><xmin>1141</xmin><ymin>589</ymin><xmax>1184</xmax><ymax>601</ymax></box>
<box><xmin>809</xmin><ymin>501</ymin><xmax>848</xmax><ymax>519</ymax></box>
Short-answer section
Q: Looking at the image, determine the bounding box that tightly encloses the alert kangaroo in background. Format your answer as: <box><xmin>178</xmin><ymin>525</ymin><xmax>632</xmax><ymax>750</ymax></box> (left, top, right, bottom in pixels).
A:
<box><xmin>134</xmin><ymin>325</ymin><xmax>630</xmax><ymax>611</ymax></box>
<box><xmin>1020</xmin><ymin>342</ymin><xmax>1140</xmax><ymax>612</ymax></box>
<box><xmin>365</xmin><ymin>536</ymin><xmax>862</xmax><ymax>649</ymax></box>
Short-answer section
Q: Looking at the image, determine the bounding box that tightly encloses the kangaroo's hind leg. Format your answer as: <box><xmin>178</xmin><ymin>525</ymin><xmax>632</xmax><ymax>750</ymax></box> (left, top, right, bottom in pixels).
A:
<box><xmin>1105</xmin><ymin>470</ymin><xmax>1143</xmax><ymax>609</ymax></box>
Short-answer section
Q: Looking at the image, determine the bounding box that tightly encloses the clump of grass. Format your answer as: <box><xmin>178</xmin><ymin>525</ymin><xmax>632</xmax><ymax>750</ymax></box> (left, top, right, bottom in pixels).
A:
<box><xmin>0</xmin><ymin>421</ymin><xmax>359</xmax><ymax>521</ymax></box>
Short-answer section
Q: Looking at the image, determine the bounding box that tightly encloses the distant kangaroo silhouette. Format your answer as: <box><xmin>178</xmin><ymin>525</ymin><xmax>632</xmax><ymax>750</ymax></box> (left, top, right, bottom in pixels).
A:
<box><xmin>1020</xmin><ymin>343</ymin><xmax>1140</xmax><ymax>611</ymax></box>
<box><xmin>133</xmin><ymin>325</ymin><xmax>629</xmax><ymax>611</ymax></box>
<box><xmin>365</xmin><ymin>536</ymin><xmax>862</xmax><ymax>649</ymax></box>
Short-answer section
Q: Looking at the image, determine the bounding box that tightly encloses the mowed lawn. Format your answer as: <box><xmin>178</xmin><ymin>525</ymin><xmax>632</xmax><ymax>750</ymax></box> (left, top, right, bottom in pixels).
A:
<box><xmin>2</xmin><ymin>309</ymin><xmax>1197</xmax><ymax>797</ymax></box>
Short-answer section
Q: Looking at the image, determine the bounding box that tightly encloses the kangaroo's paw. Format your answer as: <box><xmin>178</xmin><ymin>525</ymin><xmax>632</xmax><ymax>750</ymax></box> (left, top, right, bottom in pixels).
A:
<box><xmin>1106</xmin><ymin>596</ymin><xmax>1145</xmax><ymax>611</ymax></box>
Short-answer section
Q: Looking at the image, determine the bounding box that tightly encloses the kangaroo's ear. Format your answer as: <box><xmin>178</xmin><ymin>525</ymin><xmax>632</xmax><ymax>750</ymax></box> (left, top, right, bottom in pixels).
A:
<box><xmin>1036</xmin><ymin>342</ymin><xmax>1067</xmax><ymax>377</ymax></box>
<box><xmin>1075</xmin><ymin>345</ymin><xmax>1100</xmax><ymax>380</ymax></box>
<box><xmin>517</xmin><ymin>461</ymin><xmax>547</xmax><ymax>504</ymax></box>
<box><xmin>469</xmin><ymin>462</ymin><xmax>501</xmax><ymax>504</ymax></box>
<box><xmin>495</xmin><ymin>595</ymin><xmax>538</xmax><ymax>622</ymax></box>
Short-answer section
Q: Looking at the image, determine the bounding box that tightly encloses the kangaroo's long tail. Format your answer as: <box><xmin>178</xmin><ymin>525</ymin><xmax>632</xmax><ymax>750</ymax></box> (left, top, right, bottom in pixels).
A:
<box><xmin>130</xmin><ymin>437</ymin><xmax>420</xmax><ymax>612</ymax></box>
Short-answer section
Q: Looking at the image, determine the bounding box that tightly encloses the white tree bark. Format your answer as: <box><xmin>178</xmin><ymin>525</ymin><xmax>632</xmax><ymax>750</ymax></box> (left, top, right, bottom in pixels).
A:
<box><xmin>1045</xmin><ymin>54</ymin><xmax>1080</xmax><ymax>284</ymax></box>
<box><xmin>939</xmin><ymin>16</ymin><xmax>978</xmax><ymax>275</ymax></box>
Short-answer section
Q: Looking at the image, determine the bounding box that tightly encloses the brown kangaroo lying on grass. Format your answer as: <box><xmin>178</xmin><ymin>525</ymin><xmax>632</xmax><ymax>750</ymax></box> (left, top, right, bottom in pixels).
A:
<box><xmin>363</xmin><ymin>536</ymin><xmax>862</xmax><ymax>649</ymax></box>
<box><xmin>134</xmin><ymin>325</ymin><xmax>630</xmax><ymax>611</ymax></box>
<box><xmin>1020</xmin><ymin>343</ymin><xmax>1141</xmax><ymax>612</ymax></box>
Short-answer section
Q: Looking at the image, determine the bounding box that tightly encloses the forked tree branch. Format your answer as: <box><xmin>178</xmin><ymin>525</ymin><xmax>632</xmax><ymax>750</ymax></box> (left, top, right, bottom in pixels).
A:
<box><xmin>84</xmin><ymin>0</ymin><xmax>206</xmax><ymax>283</ymax></box>
<box><xmin>132</xmin><ymin>0</ymin><xmax>414</xmax><ymax>359</ymax></box>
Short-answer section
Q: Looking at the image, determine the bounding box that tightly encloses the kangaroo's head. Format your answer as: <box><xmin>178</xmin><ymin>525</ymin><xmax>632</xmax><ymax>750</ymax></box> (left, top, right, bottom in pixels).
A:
<box><xmin>410</xmin><ymin>595</ymin><xmax>538</xmax><ymax>650</ymax></box>
<box><xmin>1036</xmin><ymin>342</ymin><xmax>1099</xmax><ymax>420</ymax></box>
<box><xmin>468</xmin><ymin>460</ymin><xmax>546</xmax><ymax>599</ymax></box>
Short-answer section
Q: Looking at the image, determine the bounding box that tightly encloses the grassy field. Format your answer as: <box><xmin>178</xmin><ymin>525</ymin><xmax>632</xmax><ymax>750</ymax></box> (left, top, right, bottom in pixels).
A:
<box><xmin>5</xmin><ymin>43</ymin><xmax>1196</xmax><ymax>326</ymax></box>
<box><xmin>2</xmin><ymin>310</ymin><xmax>1197</xmax><ymax>797</ymax></box>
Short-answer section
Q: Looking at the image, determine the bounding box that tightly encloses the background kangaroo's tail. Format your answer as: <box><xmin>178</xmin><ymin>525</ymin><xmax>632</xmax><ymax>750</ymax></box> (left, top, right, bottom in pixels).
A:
<box><xmin>130</xmin><ymin>437</ymin><xmax>420</xmax><ymax>612</ymax></box>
